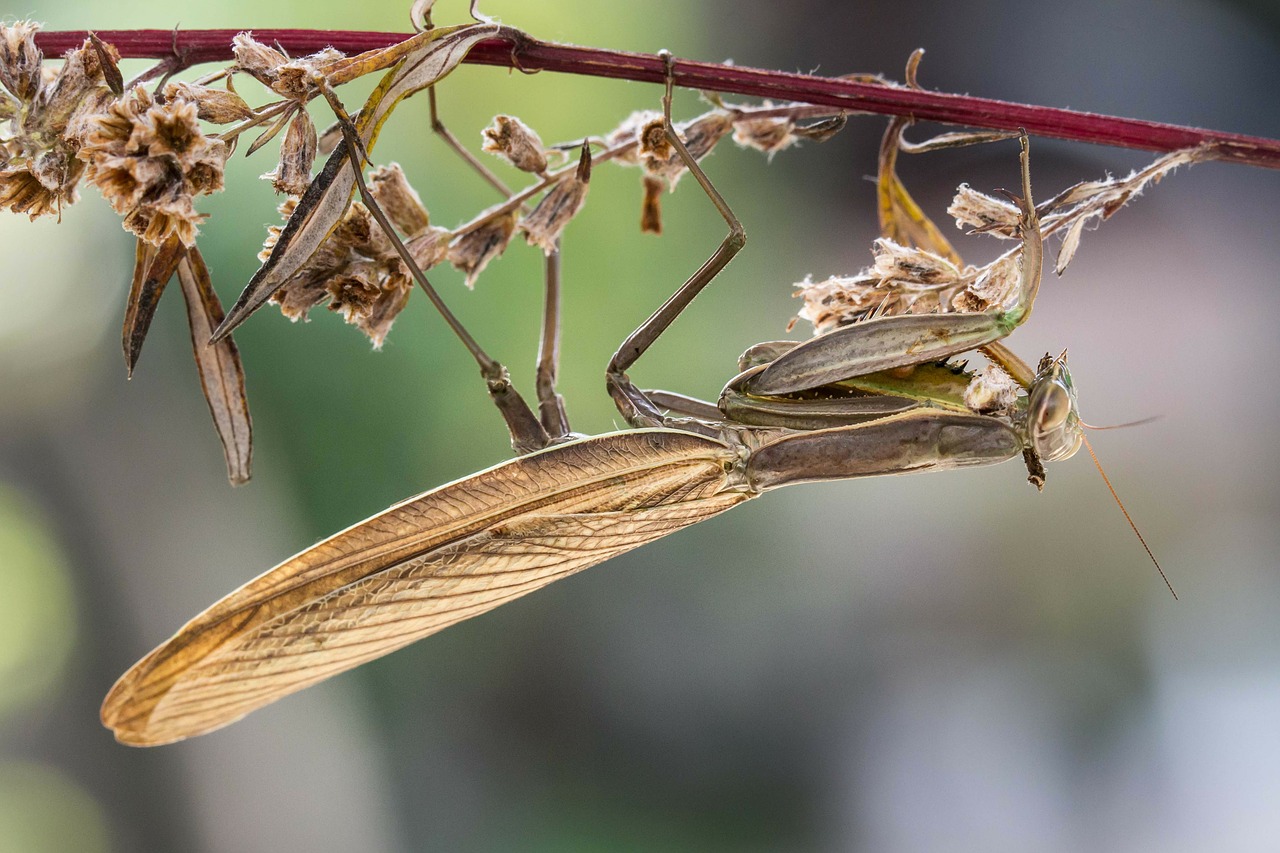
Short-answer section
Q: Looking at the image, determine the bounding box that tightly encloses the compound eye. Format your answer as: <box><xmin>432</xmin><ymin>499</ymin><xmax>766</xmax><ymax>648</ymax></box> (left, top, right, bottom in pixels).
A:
<box><xmin>1033</xmin><ymin>383</ymin><xmax>1071</xmax><ymax>431</ymax></box>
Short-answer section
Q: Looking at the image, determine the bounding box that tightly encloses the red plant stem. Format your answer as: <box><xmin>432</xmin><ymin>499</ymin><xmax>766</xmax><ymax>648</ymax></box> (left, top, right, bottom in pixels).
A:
<box><xmin>35</xmin><ymin>28</ymin><xmax>1280</xmax><ymax>170</ymax></box>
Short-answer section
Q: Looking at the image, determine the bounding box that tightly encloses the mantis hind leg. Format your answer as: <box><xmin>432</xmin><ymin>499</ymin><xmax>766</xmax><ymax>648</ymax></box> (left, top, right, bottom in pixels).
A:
<box><xmin>321</xmin><ymin>81</ymin><xmax>551</xmax><ymax>453</ymax></box>
<box><xmin>429</xmin><ymin>88</ymin><xmax>573</xmax><ymax>441</ymax></box>
<box><xmin>536</xmin><ymin>245</ymin><xmax>573</xmax><ymax>439</ymax></box>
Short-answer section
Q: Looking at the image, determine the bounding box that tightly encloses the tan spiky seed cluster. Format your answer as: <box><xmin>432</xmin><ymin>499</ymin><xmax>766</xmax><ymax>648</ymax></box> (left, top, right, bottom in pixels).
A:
<box><xmin>78</xmin><ymin>86</ymin><xmax>229</xmax><ymax>246</ymax></box>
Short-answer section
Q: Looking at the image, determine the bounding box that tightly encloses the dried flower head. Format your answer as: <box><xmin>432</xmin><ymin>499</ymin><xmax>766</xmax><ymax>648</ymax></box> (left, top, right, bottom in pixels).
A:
<box><xmin>78</xmin><ymin>86</ymin><xmax>228</xmax><ymax>246</ymax></box>
<box><xmin>369</xmin><ymin>163</ymin><xmax>431</xmax><ymax>237</ymax></box>
<box><xmin>448</xmin><ymin>208</ymin><xmax>517</xmax><ymax>288</ymax></box>
<box><xmin>519</xmin><ymin>145</ymin><xmax>591</xmax><ymax>254</ymax></box>
<box><xmin>796</xmin><ymin>236</ymin><xmax>1022</xmax><ymax>335</ymax></box>
<box><xmin>481</xmin><ymin>115</ymin><xmax>547</xmax><ymax>175</ymax></box>
<box><xmin>605</xmin><ymin>110</ymin><xmax>660</xmax><ymax>165</ymax></box>
<box><xmin>948</xmin><ymin>184</ymin><xmax>1021</xmax><ymax>237</ymax></box>
<box><xmin>264</xmin><ymin>162</ymin><xmax>448</xmax><ymax>347</ymax></box>
<box><xmin>951</xmin><ymin>255</ymin><xmax>1019</xmax><ymax>313</ymax></box>
<box><xmin>326</xmin><ymin>263</ymin><xmax>383</xmax><ymax>319</ymax></box>
<box><xmin>0</xmin><ymin>21</ymin><xmax>43</xmax><ymax>103</ymax></box>
<box><xmin>963</xmin><ymin>364</ymin><xmax>1018</xmax><ymax>415</ymax></box>
<box><xmin>0</xmin><ymin>26</ymin><xmax>119</xmax><ymax>218</ymax></box>
<box><xmin>637</xmin><ymin>116</ymin><xmax>672</xmax><ymax>162</ymax></box>
<box><xmin>232</xmin><ymin>33</ymin><xmax>345</xmax><ymax>102</ymax></box>
<box><xmin>350</xmin><ymin>276</ymin><xmax>412</xmax><ymax>347</ymax></box>
<box><xmin>732</xmin><ymin>115</ymin><xmax>798</xmax><ymax>156</ymax></box>
<box><xmin>641</xmin><ymin>110</ymin><xmax>734</xmax><ymax>188</ymax></box>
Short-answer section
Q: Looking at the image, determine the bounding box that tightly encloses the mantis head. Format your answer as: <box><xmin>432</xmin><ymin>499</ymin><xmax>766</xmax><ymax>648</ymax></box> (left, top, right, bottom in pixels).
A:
<box><xmin>1027</xmin><ymin>351</ymin><xmax>1083</xmax><ymax>463</ymax></box>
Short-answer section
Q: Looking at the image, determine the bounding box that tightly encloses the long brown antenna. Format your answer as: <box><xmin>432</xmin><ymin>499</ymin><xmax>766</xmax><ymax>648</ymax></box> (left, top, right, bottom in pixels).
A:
<box><xmin>1081</xmin><ymin>433</ymin><xmax>1177</xmax><ymax>600</ymax></box>
<box><xmin>1080</xmin><ymin>416</ymin><xmax>1159</xmax><ymax>430</ymax></box>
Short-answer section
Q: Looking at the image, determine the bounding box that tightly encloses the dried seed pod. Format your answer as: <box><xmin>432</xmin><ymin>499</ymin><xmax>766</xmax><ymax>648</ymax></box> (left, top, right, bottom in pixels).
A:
<box><xmin>164</xmin><ymin>81</ymin><xmax>254</xmax><ymax>125</ymax></box>
<box><xmin>519</xmin><ymin>145</ymin><xmax>591</xmax><ymax>254</ymax></box>
<box><xmin>448</xmin><ymin>209</ymin><xmax>517</xmax><ymax>288</ymax></box>
<box><xmin>369</xmin><ymin>163</ymin><xmax>431</xmax><ymax>237</ymax></box>
<box><xmin>262</xmin><ymin>109</ymin><xmax>317</xmax><ymax>195</ymax></box>
<box><xmin>481</xmin><ymin>115</ymin><xmax>547</xmax><ymax>175</ymax></box>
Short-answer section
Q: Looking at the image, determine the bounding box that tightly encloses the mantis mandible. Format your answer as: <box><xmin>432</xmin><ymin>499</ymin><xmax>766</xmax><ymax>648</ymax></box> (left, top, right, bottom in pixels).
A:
<box><xmin>102</xmin><ymin>54</ymin><xmax>1089</xmax><ymax>745</ymax></box>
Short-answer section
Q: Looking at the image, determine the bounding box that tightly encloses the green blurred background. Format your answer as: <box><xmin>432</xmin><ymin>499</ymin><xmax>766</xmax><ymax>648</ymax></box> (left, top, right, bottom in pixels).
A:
<box><xmin>2</xmin><ymin>1</ymin><xmax>1280</xmax><ymax>850</ymax></box>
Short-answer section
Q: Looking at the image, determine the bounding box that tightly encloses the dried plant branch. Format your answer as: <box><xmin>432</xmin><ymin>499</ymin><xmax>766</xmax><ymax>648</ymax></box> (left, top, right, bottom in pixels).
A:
<box><xmin>32</xmin><ymin>28</ymin><xmax>1280</xmax><ymax>170</ymax></box>
<box><xmin>9</xmin><ymin>20</ymin><xmax>1273</xmax><ymax>490</ymax></box>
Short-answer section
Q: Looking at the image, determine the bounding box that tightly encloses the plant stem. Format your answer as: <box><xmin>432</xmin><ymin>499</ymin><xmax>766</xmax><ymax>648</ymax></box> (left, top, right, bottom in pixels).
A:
<box><xmin>34</xmin><ymin>28</ymin><xmax>1280</xmax><ymax>169</ymax></box>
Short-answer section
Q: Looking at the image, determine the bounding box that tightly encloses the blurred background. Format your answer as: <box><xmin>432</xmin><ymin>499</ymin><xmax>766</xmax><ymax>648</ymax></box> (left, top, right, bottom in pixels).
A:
<box><xmin>2</xmin><ymin>0</ymin><xmax>1279</xmax><ymax>850</ymax></box>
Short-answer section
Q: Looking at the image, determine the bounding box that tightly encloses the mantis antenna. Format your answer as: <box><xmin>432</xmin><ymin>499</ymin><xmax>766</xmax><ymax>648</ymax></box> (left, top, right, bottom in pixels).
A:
<box><xmin>1080</xmin><ymin>432</ymin><xmax>1176</xmax><ymax>599</ymax></box>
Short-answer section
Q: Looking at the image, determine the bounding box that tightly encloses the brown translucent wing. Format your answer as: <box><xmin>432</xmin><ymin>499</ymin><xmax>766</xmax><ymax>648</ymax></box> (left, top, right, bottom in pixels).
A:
<box><xmin>102</xmin><ymin>430</ymin><xmax>749</xmax><ymax>745</ymax></box>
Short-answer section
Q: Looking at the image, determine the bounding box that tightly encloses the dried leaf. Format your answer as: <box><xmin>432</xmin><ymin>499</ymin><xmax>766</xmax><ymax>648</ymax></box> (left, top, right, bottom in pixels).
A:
<box><xmin>177</xmin><ymin>247</ymin><xmax>252</xmax><ymax>485</ymax></box>
<box><xmin>246</xmin><ymin>106</ymin><xmax>296</xmax><ymax>157</ymax></box>
<box><xmin>87</xmin><ymin>33</ymin><xmax>123</xmax><ymax>96</ymax></box>
<box><xmin>411</xmin><ymin>0</ymin><xmax>437</xmax><ymax>30</ymax></box>
<box><xmin>122</xmin><ymin>234</ymin><xmax>186</xmax><ymax>375</ymax></box>
<box><xmin>877</xmin><ymin>119</ymin><xmax>961</xmax><ymax>264</ymax></box>
<box><xmin>216</xmin><ymin>22</ymin><xmax>501</xmax><ymax>341</ymax></box>
<box><xmin>316</xmin><ymin>119</ymin><xmax>343</xmax><ymax>156</ymax></box>
<box><xmin>794</xmin><ymin>114</ymin><xmax>847</xmax><ymax>143</ymax></box>
<box><xmin>1055</xmin><ymin>216</ymin><xmax>1087</xmax><ymax>276</ymax></box>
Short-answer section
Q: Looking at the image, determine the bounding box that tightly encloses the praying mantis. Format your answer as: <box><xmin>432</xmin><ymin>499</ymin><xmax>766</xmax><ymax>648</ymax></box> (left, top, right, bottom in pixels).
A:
<box><xmin>102</xmin><ymin>55</ymin><xmax>1103</xmax><ymax>746</ymax></box>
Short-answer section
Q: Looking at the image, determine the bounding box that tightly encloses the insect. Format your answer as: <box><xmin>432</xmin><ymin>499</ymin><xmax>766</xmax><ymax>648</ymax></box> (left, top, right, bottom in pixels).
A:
<box><xmin>102</xmin><ymin>56</ymin><xmax>1088</xmax><ymax>745</ymax></box>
